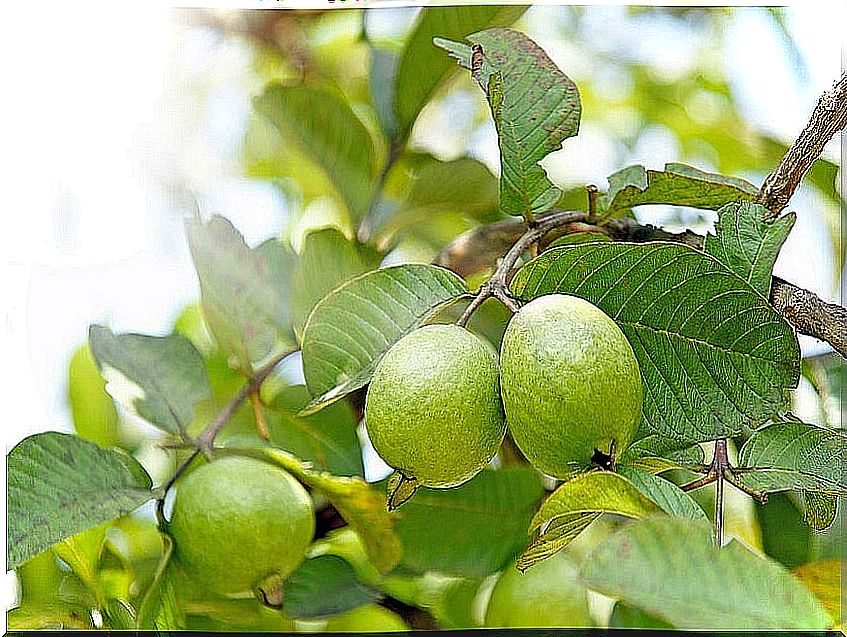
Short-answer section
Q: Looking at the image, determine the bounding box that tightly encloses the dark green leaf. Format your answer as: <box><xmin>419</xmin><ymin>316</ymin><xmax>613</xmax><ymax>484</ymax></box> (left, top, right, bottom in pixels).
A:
<box><xmin>606</xmin><ymin>162</ymin><xmax>757</xmax><ymax>214</ymax></box>
<box><xmin>616</xmin><ymin>466</ymin><xmax>707</xmax><ymax>520</ymax></box>
<box><xmin>89</xmin><ymin>326</ymin><xmax>209</xmax><ymax>435</ymax></box>
<box><xmin>392</xmin><ymin>467</ymin><xmax>545</xmax><ymax>577</ymax></box>
<box><xmin>256</xmin><ymin>238</ymin><xmax>299</xmax><ymax>345</ymax></box>
<box><xmin>254</xmin><ymin>83</ymin><xmax>377</xmax><ymax>222</ymax></box>
<box><xmin>7</xmin><ymin>432</ymin><xmax>155</xmax><ymax>570</ymax></box>
<box><xmin>300</xmin><ymin>264</ymin><xmax>468</xmax><ymax>415</ymax></box>
<box><xmin>581</xmin><ymin>515</ymin><xmax>832</xmax><ymax>629</ymax></box>
<box><xmin>185</xmin><ymin>215</ymin><xmax>286</xmax><ymax>371</ymax></box>
<box><xmin>394</xmin><ymin>6</ymin><xmax>527</xmax><ymax>142</ymax></box>
<box><xmin>704</xmin><ymin>201</ymin><xmax>795</xmax><ymax>295</ymax></box>
<box><xmin>68</xmin><ymin>343</ymin><xmax>119</xmax><ymax>447</ymax></box>
<box><xmin>282</xmin><ymin>555</ymin><xmax>381</xmax><ymax>619</ymax></box>
<box><xmin>436</xmin><ymin>28</ymin><xmax>581</xmax><ymax>221</ymax></box>
<box><xmin>510</xmin><ymin>243</ymin><xmax>800</xmax><ymax>445</ymax></box>
<box><xmin>609</xmin><ymin>602</ymin><xmax>675</xmax><ymax>629</ymax></box>
<box><xmin>738</xmin><ymin>421</ymin><xmax>847</xmax><ymax>494</ymax></box>
<box><xmin>757</xmin><ymin>492</ymin><xmax>812</xmax><ymax>568</ymax></box>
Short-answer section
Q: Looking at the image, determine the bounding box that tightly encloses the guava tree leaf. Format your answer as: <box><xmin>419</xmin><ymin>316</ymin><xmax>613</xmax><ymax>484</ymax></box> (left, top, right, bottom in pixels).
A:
<box><xmin>256</xmin><ymin>238</ymin><xmax>299</xmax><ymax>345</ymax></box>
<box><xmin>89</xmin><ymin>326</ymin><xmax>209</xmax><ymax>435</ymax></box>
<box><xmin>580</xmin><ymin>515</ymin><xmax>832</xmax><ymax>629</ymax></box>
<box><xmin>224</xmin><ymin>447</ymin><xmax>401</xmax><ymax>574</ymax></box>
<box><xmin>518</xmin><ymin>471</ymin><xmax>660</xmax><ymax>571</ymax></box>
<box><xmin>606</xmin><ymin>162</ymin><xmax>757</xmax><ymax>214</ymax></box>
<box><xmin>803</xmin><ymin>491</ymin><xmax>838</xmax><ymax>531</ymax></box>
<box><xmin>52</xmin><ymin>524</ymin><xmax>109</xmax><ymax>605</ymax></box>
<box><xmin>388</xmin><ymin>468</ymin><xmax>544</xmax><ymax>578</ymax></box>
<box><xmin>290</xmin><ymin>228</ymin><xmax>382</xmax><ymax>338</ymax></box>
<box><xmin>185</xmin><ymin>215</ymin><xmax>285</xmax><ymax>372</ymax></box>
<box><xmin>394</xmin><ymin>5</ymin><xmax>527</xmax><ymax>142</ymax></box>
<box><xmin>68</xmin><ymin>342</ymin><xmax>119</xmax><ymax>447</ymax></box>
<box><xmin>7</xmin><ymin>603</ymin><xmax>92</xmax><ymax>630</ymax></box>
<box><xmin>793</xmin><ymin>560</ymin><xmax>844</xmax><ymax>628</ymax></box>
<box><xmin>756</xmin><ymin>492</ymin><xmax>811</xmax><ymax>569</ymax></box>
<box><xmin>704</xmin><ymin>201</ymin><xmax>796</xmax><ymax>296</ymax></box>
<box><xmin>266</xmin><ymin>385</ymin><xmax>364</xmax><ymax>477</ymax></box>
<box><xmin>619</xmin><ymin>435</ymin><xmax>705</xmax><ymax>473</ymax></box>
<box><xmin>737</xmin><ymin>421</ymin><xmax>847</xmax><ymax>495</ymax></box>
<box><xmin>282</xmin><ymin>555</ymin><xmax>381</xmax><ymax>619</ymax></box>
<box><xmin>300</xmin><ymin>264</ymin><xmax>468</xmax><ymax>415</ymax></box>
<box><xmin>7</xmin><ymin>432</ymin><xmax>155</xmax><ymax>570</ymax></box>
<box><xmin>254</xmin><ymin>83</ymin><xmax>377</xmax><ymax>222</ymax></box>
<box><xmin>802</xmin><ymin>352</ymin><xmax>846</xmax><ymax>430</ymax></box>
<box><xmin>510</xmin><ymin>243</ymin><xmax>800</xmax><ymax>445</ymax></box>
<box><xmin>136</xmin><ymin>535</ymin><xmax>174</xmax><ymax>629</ymax></box>
<box><xmin>369</xmin><ymin>47</ymin><xmax>399</xmax><ymax>140</ymax></box>
<box><xmin>616</xmin><ymin>466</ymin><xmax>707</xmax><ymax>521</ymax></box>
<box><xmin>609</xmin><ymin>602</ymin><xmax>675</xmax><ymax>629</ymax></box>
<box><xmin>436</xmin><ymin>28</ymin><xmax>581</xmax><ymax>221</ymax></box>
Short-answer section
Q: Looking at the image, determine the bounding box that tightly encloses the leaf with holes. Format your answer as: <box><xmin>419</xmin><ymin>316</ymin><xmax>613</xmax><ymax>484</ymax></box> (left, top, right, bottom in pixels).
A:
<box><xmin>737</xmin><ymin>421</ymin><xmax>847</xmax><ymax>495</ymax></box>
<box><xmin>704</xmin><ymin>201</ymin><xmax>795</xmax><ymax>296</ymax></box>
<box><xmin>510</xmin><ymin>242</ymin><xmax>800</xmax><ymax>445</ymax></box>
<box><xmin>436</xmin><ymin>28</ymin><xmax>581</xmax><ymax>222</ymax></box>
<box><xmin>7</xmin><ymin>432</ymin><xmax>155</xmax><ymax>570</ymax></box>
<box><xmin>300</xmin><ymin>264</ymin><xmax>468</xmax><ymax>415</ymax></box>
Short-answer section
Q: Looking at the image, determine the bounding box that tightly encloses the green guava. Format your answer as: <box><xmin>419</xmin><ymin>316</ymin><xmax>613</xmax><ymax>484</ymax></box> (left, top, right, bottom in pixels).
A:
<box><xmin>499</xmin><ymin>294</ymin><xmax>642</xmax><ymax>478</ymax></box>
<box><xmin>321</xmin><ymin>604</ymin><xmax>409</xmax><ymax>632</ymax></box>
<box><xmin>168</xmin><ymin>455</ymin><xmax>314</xmax><ymax>596</ymax></box>
<box><xmin>365</xmin><ymin>324</ymin><xmax>506</xmax><ymax>488</ymax></box>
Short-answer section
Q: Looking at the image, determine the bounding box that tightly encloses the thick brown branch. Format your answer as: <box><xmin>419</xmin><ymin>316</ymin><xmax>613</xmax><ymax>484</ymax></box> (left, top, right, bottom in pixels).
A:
<box><xmin>771</xmin><ymin>277</ymin><xmax>847</xmax><ymax>358</ymax></box>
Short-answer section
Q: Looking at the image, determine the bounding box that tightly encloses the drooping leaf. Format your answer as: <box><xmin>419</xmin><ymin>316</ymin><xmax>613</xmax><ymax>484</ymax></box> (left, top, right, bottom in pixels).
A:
<box><xmin>68</xmin><ymin>343</ymin><xmax>119</xmax><ymax>447</ymax></box>
<box><xmin>436</xmin><ymin>28</ymin><xmax>581</xmax><ymax>221</ymax></box>
<box><xmin>792</xmin><ymin>560</ymin><xmax>844</xmax><ymax>628</ymax></box>
<box><xmin>300</xmin><ymin>264</ymin><xmax>468</xmax><ymax>415</ymax></box>
<box><xmin>803</xmin><ymin>491</ymin><xmax>838</xmax><ymax>531</ymax></box>
<box><xmin>282</xmin><ymin>555</ymin><xmax>381</xmax><ymax>619</ymax></box>
<box><xmin>704</xmin><ymin>201</ymin><xmax>795</xmax><ymax>296</ymax></box>
<box><xmin>510</xmin><ymin>243</ymin><xmax>800</xmax><ymax>445</ymax></box>
<box><xmin>254</xmin><ymin>83</ymin><xmax>377</xmax><ymax>222</ymax></box>
<box><xmin>757</xmin><ymin>492</ymin><xmax>812</xmax><ymax>568</ymax></box>
<box><xmin>580</xmin><ymin>515</ymin><xmax>832</xmax><ymax>629</ymax></box>
<box><xmin>52</xmin><ymin>523</ymin><xmax>109</xmax><ymax>606</ymax></box>
<box><xmin>88</xmin><ymin>326</ymin><xmax>209</xmax><ymax>435</ymax></box>
<box><xmin>518</xmin><ymin>471</ymin><xmax>660</xmax><ymax>571</ymax></box>
<box><xmin>7</xmin><ymin>432</ymin><xmax>155</xmax><ymax>570</ymax></box>
<box><xmin>606</xmin><ymin>162</ymin><xmax>757</xmax><ymax>214</ymax></box>
<box><xmin>185</xmin><ymin>215</ymin><xmax>285</xmax><ymax>372</ymax></box>
<box><xmin>221</xmin><ymin>447</ymin><xmax>401</xmax><ymax>574</ymax></box>
<box><xmin>256</xmin><ymin>238</ymin><xmax>299</xmax><ymax>345</ymax></box>
<box><xmin>616</xmin><ymin>466</ymin><xmax>707</xmax><ymax>520</ymax></box>
<box><xmin>737</xmin><ymin>421</ymin><xmax>847</xmax><ymax>495</ymax></box>
<box><xmin>394</xmin><ymin>5</ymin><xmax>527</xmax><ymax>142</ymax></box>
<box><xmin>391</xmin><ymin>468</ymin><xmax>545</xmax><ymax>577</ymax></box>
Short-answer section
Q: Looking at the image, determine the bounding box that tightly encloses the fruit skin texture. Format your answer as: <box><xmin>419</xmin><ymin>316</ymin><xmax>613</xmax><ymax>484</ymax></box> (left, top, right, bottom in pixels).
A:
<box><xmin>365</xmin><ymin>324</ymin><xmax>506</xmax><ymax>488</ymax></box>
<box><xmin>321</xmin><ymin>604</ymin><xmax>409</xmax><ymax>632</ymax></box>
<box><xmin>500</xmin><ymin>294</ymin><xmax>642</xmax><ymax>478</ymax></box>
<box><xmin>484</xmin><ymin>551</ymin><xmax>593</xmax><ymax>628</ymax></box>
<box><xmin>168</xmin><ymin>456</ymin><xmax>315</xmax><ymax>596</ymax></box>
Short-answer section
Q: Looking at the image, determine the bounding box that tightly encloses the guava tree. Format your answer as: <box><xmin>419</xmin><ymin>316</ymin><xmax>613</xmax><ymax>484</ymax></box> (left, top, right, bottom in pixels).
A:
<box><xmin>7</xmin><ymin>7</ymin><xmax>846</xmax><ymax>632</ymax></box>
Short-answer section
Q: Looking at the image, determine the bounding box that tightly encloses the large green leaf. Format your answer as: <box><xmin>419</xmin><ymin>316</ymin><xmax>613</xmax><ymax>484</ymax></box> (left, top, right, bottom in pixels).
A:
<box><xmin>737</xmin><ymin>421</ymin><xmax>847</xmax><ymax>495</ymax></box>
<box><xmin>282</xmin><ymin>555</ymin><xmax>381</xmax><ymax>619</ymax></box>
<box><xmin>394</xmin><ymin>5</ymin><xmax>527</xmax><ymax>142</ymax></box>
<box><xmin>185</xmin><ymin>215</ymin><xmax>285</xmax><ymax>372</ymax></box>
<box><xmin>7</xmin><ymin>432</ymin><xmax>155</xmax><ymax>570</ymax></box>
<box><xmin>581</xmin><ymin>515</ymin><xmax>832</xmax><ymax>629</ymax></box>
<box><xmin>68</xmin><ymin>343</ymin><xmax>119</xmax><ymax>447</ymax></box>
<box><xmin>254</xmin><ymin>83</ymin><xmax>377</xmax><ymax>222</ymax></box>
<box><xmin>300</xmin><ymin>264</ymin><xmax>468</xmax><ymax>415</ymax></box>
<box><xmin>510</xmin><ymin>243</ymin><xmax>800</xmax><ymax>445</ymax></box>
<box><xmin>391</xmin><ymin>467</ymin><xmax>545</xmax><ymax>577</ymax></box>
<box><xmin>606</xmin><ymin>162</ymin><xmax>757</xmax><ymax>214</ymax></box>
<box><xmin>616</xmin><ymin>466</ymin><xmax>707</xmax><ymax>521</ymax></box>
<box><xmin>518</xmin><ymin>471</ymin><xmax>660</xmax><ymax>571</ymax></box>
<box><xmin>89</xmin><ymin>326</ymin><xmax>209</xmax><ymax>436</ymax></box>
<box><xmin>704</xmin><ymin>201</ymin><xmax>795</xmax><ymax>296</ymax></box>
<box><xmin>436</xmin><ymin>28</ymin><xmax>581</xmax><ymax>221</ymax></box>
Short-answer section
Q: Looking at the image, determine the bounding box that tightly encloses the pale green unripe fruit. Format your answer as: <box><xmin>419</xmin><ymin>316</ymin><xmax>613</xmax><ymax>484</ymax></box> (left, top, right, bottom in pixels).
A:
<box><xmin>321</xmin><ymin>604</ymin><xmax>409</xmax><ymax>632</ymax></box>
<box><xmin>499</xmin><ymin>294</ymin><xmax>642</xmax><ymax>478</ymax></box>
<box><xmin>484</xmin><ymin>552</ymin><xmax>593</xmax><ymax>628</ymax></box>
<box><xmin>169</xmin><ymin>456</ymin><xmax>315</xmax><ymax>596</ymax></box>
<box><xmin>365</xmin><ymin>324</ymin><xmax>506</xmax><ymax>488</ymax></box>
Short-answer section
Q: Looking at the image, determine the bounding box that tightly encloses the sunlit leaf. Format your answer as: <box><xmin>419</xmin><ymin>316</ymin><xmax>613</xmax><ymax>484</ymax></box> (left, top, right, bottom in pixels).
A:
<box><xmin>68</xmin><ymin>343</ymin><xmax>119</xmax><ymax>447</ymax></box>
<box><xmin>616</xmin><ymin>466</ymin><xmax>707</xmax><ymax>520</ymax></box>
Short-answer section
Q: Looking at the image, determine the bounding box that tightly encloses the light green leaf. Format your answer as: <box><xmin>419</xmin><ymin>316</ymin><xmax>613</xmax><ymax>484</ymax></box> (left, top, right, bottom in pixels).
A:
<box><xmin>52</xmin><ymin>524</ymin><xmax>109</xmax><ymax>606</ymax></box>
<box><xmin>518</xmin><ymin>471</ymin><xmax>660</xmax><ymax>571</ymax></box>
<box><xmin>738</xmin><ymin>421</ymin><xmax>847</xmax><ymax>495</ymax></box>
<box><xmin>7</xmin><ymin>603</ymin><xmax>92</xmax><ymax>630</ymax></box>
<box><xmin>436</xmin><ymin>28</ymin><xmax>581</xmax><ymax>221</ymax></box>
<box><xmin>793</xmin><ymin>560</ymin><xmax>844</xmax><ymax>628</ymax></box>
<box><xmin>254</xmin><ymin>83</ymin><xmax>377</xmax><ymax>222</ymax></box>
<box><xmin>394</xmin><ymin>5</ymin><xmax>527</xmax><ymax>142</ymax></box>
<box><xmin>282</xmin><ymin>555</ymin><xmax>381</xmax><ymax>619</ymax></box>
<box><xmin>185</xmin><ymin>215</ymin><xmax>285</xmax><ymax>372</ymax></box>
<box><xmin>68</xmin><ymin>343</ymin><xmax>119</xmax><ymax>447</ymax></box>
<box><xmin>7</xmin><ymin>432</ymin><xmax>155</xmax><ymax>570</ymax></box>
<box><xmin>581</xmin><ymin>515</ymin><xmax>832</xmax><ymax>629</ymax></box>
<box><xmin>704</xmin><ymin>201</ymin><xmax>795</xmax><ymax>296</ymax></box>
<box><xmin>300</xmin><ymin>264</ymin><xmax>468</xmax><ymax>415</ymax></box>
<box><xmin>619</xmin><ymin>436</ymin><xmax>705</xmax><ymax>473</ymax></box>
<box><xmin>256</xmin><ymin>238</ymin><xmax>299</xmax><ymax>345</ymax></box>
<box><xmin>510</xmin><ymin>243</ymin><xmax>800</xmax><ymax>445</ymax></box>
<box><xmin>136</xmin><ymin>535</ymin><xmax>174</xmax><ymax>629</ymax></box>
<box><xmin>89</xmin><ymin>326</ymin><xmax>209</xmax><ymax>435</ymax></box>
<box><xmin>803</xmin><ymin>491</ymin><xmax>838</xmax><ymax>531</ymax></box>
<box><xmin>616</xmin><ymin>466</ymin><xmax>707</xmax><ymax>520</ymax></box>
<box><xmin>606</xmin><ymin>162</ymin><xmax>757</xmax><ymax>214</ymax></box>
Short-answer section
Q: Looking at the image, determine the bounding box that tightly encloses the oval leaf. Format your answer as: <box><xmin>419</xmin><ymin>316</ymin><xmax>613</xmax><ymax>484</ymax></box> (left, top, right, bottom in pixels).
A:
<box><xmin>8</xmin><ymin>432</ymin><xmax>155</xmax><ymax>570</ymax></box>
<box><xmin>282</xmin><ymin>555</ymin><xmax>381</xmax><ymax>619</ymax></box>
<box><xmin>300</xmin><ymin>264</ymin><xmax>468</xmax><ymax>415</ymax></box>
<box><xmin>510</xmin><ymin>242</ymin><xmax>800</xmax><ymax>445</ymax></box>
<box><xmin>617</xmin><ymin>466</ymin><xmax>707</xmax><ymax>521</ymax></box>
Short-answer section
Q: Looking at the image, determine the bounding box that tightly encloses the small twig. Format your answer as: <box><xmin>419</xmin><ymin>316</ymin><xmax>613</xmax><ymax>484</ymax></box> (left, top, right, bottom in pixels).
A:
<box><xmin>586</xmin><ymin>184</ymin><xmax>599</xmax><ymax>223</ymax></box>
<box><xmin>156</xmin><ymin>448</ymin><xmax>200</xmax><ymax>526</ymax></box>
<box><xmin>249</xmin><ymin>390</ymin><xmax>270</xmax><ymax>441</ymax></box>
<box><xmin>712</xmin><ymin>438</ymin><xmax>727</xmax><ymax>546</ymax></box>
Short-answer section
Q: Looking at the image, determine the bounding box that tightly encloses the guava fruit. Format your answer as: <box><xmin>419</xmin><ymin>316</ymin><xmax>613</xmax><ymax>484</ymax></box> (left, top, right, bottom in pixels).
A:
<box><xmin>321</xmin><ymin>604</ymin><xmax>409</xmax><ymax>632</ymax></box>
<box><xmin>499</xmin><ymin>294</ymin><xmax>642</xmax><ymax>477</ymax></box>
<box><xmin>365</xmin><ymin>324</ymin><xmax>506</xmax><ymax>489</ymax></box>
<box><xmin>168</xmin><ymin>455</ymin><xmax>314</xmax><ymax>596</ymax></box>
